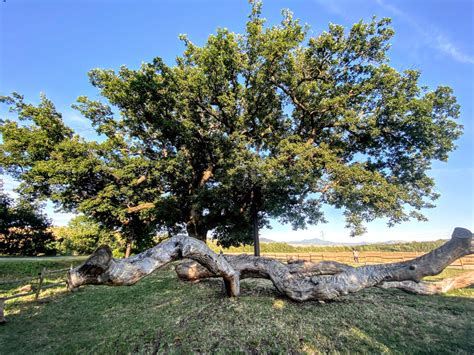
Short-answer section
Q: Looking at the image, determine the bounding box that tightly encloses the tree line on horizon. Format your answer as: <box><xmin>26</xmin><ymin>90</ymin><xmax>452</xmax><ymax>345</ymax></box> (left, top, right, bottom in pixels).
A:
<box><xmin>210</xmin><ymin>239</ymin><xmax>447</xmax><ymax>254</ymax></box>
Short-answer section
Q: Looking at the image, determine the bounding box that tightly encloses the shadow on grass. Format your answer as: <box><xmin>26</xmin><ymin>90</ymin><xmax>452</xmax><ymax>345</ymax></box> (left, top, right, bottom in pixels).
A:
<box><xmin>1</xmin><ymin>267</ymin><xmax>473</xmax><ymax>354</ymax></box>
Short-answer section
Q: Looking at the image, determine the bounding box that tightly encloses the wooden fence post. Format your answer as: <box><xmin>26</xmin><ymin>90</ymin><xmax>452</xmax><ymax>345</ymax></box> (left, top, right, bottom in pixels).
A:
<box><xmin>35</xmin><ymin>268</ymin><xmax>46</xmax><ymax>301</ymax></box>
<box><xmin>0</xmin><ymin>298</ymin><xmax>5</xmax><ymax>324</ymax></box>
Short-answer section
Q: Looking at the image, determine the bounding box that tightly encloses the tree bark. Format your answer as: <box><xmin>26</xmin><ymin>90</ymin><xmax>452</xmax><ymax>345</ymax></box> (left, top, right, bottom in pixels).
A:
<box><xmin>0</xmin><ymin>299</ymin><xmax>5</xmax><ymax>325</ymax></box>
<box><xmin>252</xmin><ymin>209</ymin><xmax>260</xmax><ymax>257</ymax></box>
<box><xmin>67</xmin><ymin>235</ymin><xmax>239</xmax><ymax>297</ymax></box>
<box><xmin>175</xmin><ymin>257</ymin><xmax>352</xmax><ymax>281</ymax></box>
<box><xmin>250</xmin><ymin>186</ymin><xmax>262</xmax><ymax>256</ymax></box>
<box><xmin>185</xmin><ymin>221</ymin><xmax>208</xmax><ymax>242</ymax></box>
<box><xmin>185</xmin><ymin>207</ymin><xmax>208</xmax><ymax>242</ymax></box>
<box><xmin>68</xmin><ymin>227</ymin><xmax>473</xmax><ymax>302</ymax></box>
<box><xmin>124</xmin><ymin>240</ymin><xmax>132</xmax><ymax>258</ymax></box>
<box><xmin>379</xmin><ymin>271</ymin><xmax>474</xmax><ymax>295</ymax></box>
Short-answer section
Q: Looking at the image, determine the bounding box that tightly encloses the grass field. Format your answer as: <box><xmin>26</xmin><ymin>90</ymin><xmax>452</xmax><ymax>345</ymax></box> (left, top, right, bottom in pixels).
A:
<box><xmin>1</xmin><ymin>258</ymin><xmax>473</xmax><ymax>354</ymax></box>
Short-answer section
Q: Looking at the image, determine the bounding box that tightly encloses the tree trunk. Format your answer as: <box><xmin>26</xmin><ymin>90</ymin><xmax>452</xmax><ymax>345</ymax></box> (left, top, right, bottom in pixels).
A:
<box><xmin>175</xmin><ymin>258</ymin><xmax>352</xmax><ymax>281</ymax></box>
<box><xmin>250</xmin><ymin>186</ymin><xmax>261</xmax><ymax>256</ymax></box>
<box><xmin>252</xmin><ymin>208</ymin><xmax>260</xmax><ymax>257</ymax></box>
<box><xmin>68</xmin><ymin>227</ymin><xmax>473</xmax><ymax>302</ymax></box>
<box><xmin>186</xmin><ymin>208</ymin><xmax>208</xmax><ymax>242</ymax></box>
<box><xmin>186</xmin><ymin>222</ymin><xmax>208</xmax><ymax>242</ymax></box>
<box><xmin>123</xmin><ymin>222</ymin><xmax>136</xmax><ymax>258</ymax></box>
<box><xmin>0</xmin><ymin>299</ymin><xmax>5</xmax><ymax>325</ymax></box>
<box><xmin>124</xmin><ymin>240</ymin><xmax>132</xmax><ymax>258</ymax></box>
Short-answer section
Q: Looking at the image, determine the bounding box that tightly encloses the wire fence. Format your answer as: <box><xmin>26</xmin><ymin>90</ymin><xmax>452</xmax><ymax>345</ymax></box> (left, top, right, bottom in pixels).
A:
<box><xmin>0</xmin><ymin>266</ymin><xmax>72</xmax><ymax>324</ymax></box>
<box><xmin>226</xmin><ymin>252</ymin><xmax>474</xmax><ymax>269</ymax></box>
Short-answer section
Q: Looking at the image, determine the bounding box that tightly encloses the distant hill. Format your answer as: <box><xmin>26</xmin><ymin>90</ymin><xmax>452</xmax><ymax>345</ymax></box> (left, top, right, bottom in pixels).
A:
<box><xmin>288</xmin><ymin>238</ymin><xmax>337</xmax><ymax>246</ymax></box>
<box><xmin>260</xmin><ymin>237</ymin><xmax>277</xmax><ymax>243</ymax></box>
<box><xmin>288</xmin><ymin>238</ymin><xmax>366</xmax><ymax>247</ymax></box>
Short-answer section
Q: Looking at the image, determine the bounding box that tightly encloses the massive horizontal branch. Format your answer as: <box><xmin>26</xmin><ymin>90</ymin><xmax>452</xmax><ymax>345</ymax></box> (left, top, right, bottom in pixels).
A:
<box><xmin>68</xmin><ymin>227</ymin><xmax>472</xmax><ymax>302</ymax></box>
<box><xmin>177</xmin><ymin>256</ymin><xmax>474</xmax><ymax>296</ymax></box>
<box><xmin>67</xmin><ymin>235</ymin><xmax>239</xmax><ymax>296</ymax></box>
<box><xmin>175</xmin><ymin>257</ymin><xmax>353</xmax><ymax>281</ymax></box>
<box><xmin>379</xmin><ymin>271</ymin><xmax>474</xmax><ymax>295</ymax></box>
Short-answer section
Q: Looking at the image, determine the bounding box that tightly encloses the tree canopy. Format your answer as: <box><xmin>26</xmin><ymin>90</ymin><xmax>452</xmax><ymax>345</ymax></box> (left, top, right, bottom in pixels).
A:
<box><xmin>0</xmin><ymin>1</ymin><xmax>462</xmax><ymax>253</ymax></box>
<box><xmin>0</xmin><ymin>181</ymin><xmax>55</xmax><ymax>256</ymax></box>
<box><xmin>52</xmin><ymin>215</ymin><xmax>122</xmax><ymax>256</ymax></box>
<box><xmin>0</xmin><ymin>93</ymin><xmax>166</xmax><ymax>256</ymax></box>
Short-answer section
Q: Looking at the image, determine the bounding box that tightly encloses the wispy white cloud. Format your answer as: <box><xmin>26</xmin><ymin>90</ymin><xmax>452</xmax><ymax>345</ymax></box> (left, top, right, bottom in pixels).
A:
<box><xmin>374</xmin><ymin>0</ymin><xmax>403</xmax><ymax>16</ymax></box>
<box><xmin>66</xmin><ymin>110</ymin><xmax>90</xmax><ymax>125</ymax></box>
<box><xmin>312</xmin><ymin>0</ymin><xmax>351</xmax><ymax>21</ymax></box>
<box><xmin>64</xmin><ymin>110</ymin><xmax>96</xmax><ymax>135</ymax></box>
<box><xmin>375</xmin><ymin>0</ymin><xmax>474</xmax><ymax>64</ymax></box>
<box><xmin>433</xmin><ymin>34</ymin><xmax>474</xmax><ymax>64</ymax></box>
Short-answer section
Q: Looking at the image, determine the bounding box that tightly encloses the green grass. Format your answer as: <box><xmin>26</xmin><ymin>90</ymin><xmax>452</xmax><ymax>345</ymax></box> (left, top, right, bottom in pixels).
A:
<box><xmin>1</xmin><ymin>260</ymin><xmax>473</xmax><ymax>354</ymax></box>
<box><xmin>0</xmin><ymin>256</ymin><xmax>87</xmax><ymax>280</ymax></box>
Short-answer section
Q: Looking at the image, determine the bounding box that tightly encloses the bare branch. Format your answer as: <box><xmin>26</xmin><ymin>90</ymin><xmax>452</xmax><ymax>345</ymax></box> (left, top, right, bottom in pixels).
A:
<box><xmin>68</xmin><ymin>227</ymin><xmax>472</xmax><ymax>302</ymax></box>
<box><xmin>126</xmin><ymin>202</ymin><xmax>155</xmax><ymax>213</ymax></box>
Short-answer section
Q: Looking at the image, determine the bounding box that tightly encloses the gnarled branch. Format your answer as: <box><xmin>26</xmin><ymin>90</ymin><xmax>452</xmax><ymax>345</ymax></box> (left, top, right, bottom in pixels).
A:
<box><xmin>68</xmin><ymin>227</ymin><xmax>472</xmax><ymax>302</ymax></box>
<box><xmin>379</xmin><ymin>271</ymin><xmax>474</xmax><ymax>295</ymax></box>
<box><xmin>67</xmin><ymin>235</ymin><xmax>239</xmax><ymax>297</ymax></box>
<box><xmin>175</xmin><ymin>257</ymin><xmax>353</xmax><ymax>281</ymax></box>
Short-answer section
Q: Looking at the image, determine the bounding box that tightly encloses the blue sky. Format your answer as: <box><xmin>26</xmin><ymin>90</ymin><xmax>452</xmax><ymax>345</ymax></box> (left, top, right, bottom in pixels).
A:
<box><xmin>1</xmin><ymin>0</ymin><xmax>473</xmax><ymax>243</ymax></box>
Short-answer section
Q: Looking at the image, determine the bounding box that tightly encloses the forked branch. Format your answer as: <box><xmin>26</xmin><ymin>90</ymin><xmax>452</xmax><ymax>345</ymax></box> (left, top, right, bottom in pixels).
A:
<box><xmin>68</xmin><ymin>227</ymin><xmax>473</xmax><ymax>301</ymax></box>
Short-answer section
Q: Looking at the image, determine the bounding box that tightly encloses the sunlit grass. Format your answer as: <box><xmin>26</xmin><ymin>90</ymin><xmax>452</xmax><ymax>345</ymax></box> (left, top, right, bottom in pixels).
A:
<box><xmin>1</xmin><ymin>260</ymin><xmax>473</xmax><ymax>353</ymax></box>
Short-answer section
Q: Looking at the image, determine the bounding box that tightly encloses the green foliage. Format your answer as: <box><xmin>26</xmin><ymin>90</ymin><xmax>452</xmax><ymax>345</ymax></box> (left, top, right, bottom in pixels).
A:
<box><xmin>0</xmin><ymin>94</ymin><xmax>166</xmax><ymax>254</ymax></box>
<box><xmin>52</xmin><ymin>215</ymin><xmax>121</xmax><ymax>256</ymax></box>
<box><xmin>0</xmin><ymin>185</ymin><xmax>55</xmax><ymax>256</ymax></box>
<box><xmin>51</xmin><ymin>215</ymin><xmax>169</xmax><ymax>257</ymax></box>
<box><xmin>0</xmin><ymin>1</ymin><xmax>462</xmax><ymax>247</ymax></box>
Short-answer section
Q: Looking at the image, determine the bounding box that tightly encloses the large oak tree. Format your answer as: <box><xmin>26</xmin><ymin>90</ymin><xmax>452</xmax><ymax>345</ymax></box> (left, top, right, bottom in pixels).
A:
<box><xmin>0</xmin><ymin>1</ymin><xmax>462</xmax><ymax>255</ymax></box>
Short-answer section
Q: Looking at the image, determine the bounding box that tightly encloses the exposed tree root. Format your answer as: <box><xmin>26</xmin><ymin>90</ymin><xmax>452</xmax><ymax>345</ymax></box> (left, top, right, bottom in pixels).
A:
<box><xmin>68</xmin><ymin>227</ymin><xmax>473</xmax><ymax>301</ymax></box>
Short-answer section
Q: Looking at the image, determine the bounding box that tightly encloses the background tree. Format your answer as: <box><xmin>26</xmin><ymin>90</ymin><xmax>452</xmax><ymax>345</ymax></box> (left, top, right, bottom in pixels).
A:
<box><xmin>0</xmin><ymin>94</ymin><xmax>168</xmax><ymax>257</ymax></box>
<box><xmin>0</xmin><ymin>180</ymin><xmax>55</xmax><ymax>256</ymax></box>
<box><xmin>0</xmin><ymin>1</ymin><xmax>462</xmax><ymax>255</ymax></box>
<box><xmin>52</xmin><ymin>215</ymin><xmax>121</xmax><ymax>256</ymax></box>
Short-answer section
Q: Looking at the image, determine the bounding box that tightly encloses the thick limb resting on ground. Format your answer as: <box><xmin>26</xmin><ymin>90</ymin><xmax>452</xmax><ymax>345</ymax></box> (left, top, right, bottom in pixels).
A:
<box><xmin>67</xmin><ymin>235</ymin><xmax>239</xmax><ymax>296</ymax></box>
<box><xmin>379</xmin><ymin>271</ymin><xmax>474</xmax><ymax>295</ymax></box>
<box><xmin>68</xmin><ymin>227</ymin><xmax>473</xmax><ymax>302</ymax></box>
